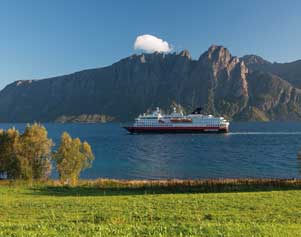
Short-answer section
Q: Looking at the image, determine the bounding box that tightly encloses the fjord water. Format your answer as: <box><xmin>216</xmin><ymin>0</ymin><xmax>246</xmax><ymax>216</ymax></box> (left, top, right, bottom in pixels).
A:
<box><xmin>3</xmin><ymin>122</ymin><xmax>301</xmax><ymax>179</ymax></box>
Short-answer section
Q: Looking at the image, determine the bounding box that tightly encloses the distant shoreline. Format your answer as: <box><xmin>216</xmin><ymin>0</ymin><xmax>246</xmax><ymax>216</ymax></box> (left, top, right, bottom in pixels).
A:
<box><xmin>54</xmin><ymin>114</ymin><xmax>115</xmax><ymax>123</ymax></box>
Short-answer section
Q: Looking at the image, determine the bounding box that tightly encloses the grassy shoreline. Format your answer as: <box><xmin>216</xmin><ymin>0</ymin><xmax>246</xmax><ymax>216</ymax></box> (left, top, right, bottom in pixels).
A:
<box><xmin>1</xmin><ymin>178</ymin><xmax>301</xmax><ymax>192</ymax></box>
<box><xmin>2</xmin><ymin>178</ymin><xmax>301</xmax><ymax>236</ymax></box>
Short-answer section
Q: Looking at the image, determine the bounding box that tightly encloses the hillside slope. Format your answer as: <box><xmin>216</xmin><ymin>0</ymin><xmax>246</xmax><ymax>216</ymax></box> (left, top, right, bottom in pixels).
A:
<box><xmin>1</xmin><ymin>45</ymin><xmax>301</xmax><ymax>122</ymax></box>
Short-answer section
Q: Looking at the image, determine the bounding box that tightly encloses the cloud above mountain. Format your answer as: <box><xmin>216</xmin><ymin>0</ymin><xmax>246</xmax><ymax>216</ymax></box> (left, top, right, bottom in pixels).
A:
<box><xmin>134</xmin><ymin>34</ymin><xmax>172</xmax><ymax>53</ymax></box>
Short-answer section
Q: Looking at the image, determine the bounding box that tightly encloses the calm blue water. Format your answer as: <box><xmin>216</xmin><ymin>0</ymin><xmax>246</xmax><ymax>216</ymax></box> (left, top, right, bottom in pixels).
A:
<box><xmin>2</xmin><ymin>122</ymin><xmax>301</xmax><ymax>179</ymax></box>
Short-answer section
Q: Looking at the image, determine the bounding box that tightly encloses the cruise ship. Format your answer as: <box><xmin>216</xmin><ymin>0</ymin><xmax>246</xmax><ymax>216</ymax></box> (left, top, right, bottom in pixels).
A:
<box><xmin>124</xmin><ymin>107</ymin><xmax>229</xmax><ymax>133</ymax></box>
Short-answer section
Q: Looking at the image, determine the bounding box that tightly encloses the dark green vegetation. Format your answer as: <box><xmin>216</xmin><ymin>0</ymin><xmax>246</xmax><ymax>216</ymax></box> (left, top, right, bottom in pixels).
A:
<box><xmin>0</xmin><ymin>124</ymin><xmax>94</xmax><ymax>184</ymax></box>
<box><xmin>1</xmin><ymin>179</ymin><xmax>301</xmax><ymax>236</ymax></box>
<box><xmin>1</xmin><ymin>45</ymin><xmax>301</xmax><ymax>122</ymax></box>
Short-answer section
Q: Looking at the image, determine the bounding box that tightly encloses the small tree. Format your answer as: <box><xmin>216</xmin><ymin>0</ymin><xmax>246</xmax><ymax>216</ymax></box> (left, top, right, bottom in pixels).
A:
<box><xmin>18</xmin><ymin>123</ymin><xmax>54</xmax><ymax>180</ymax></box>
<box><xmin>0</xmin><ymin>128</ymin><xmax>21</xmax><ymax>179</ymax></box>
<box><xmin>55</xmin><ymin>132</ymin><xmax>94</xmax><ymax>185</ymax></box>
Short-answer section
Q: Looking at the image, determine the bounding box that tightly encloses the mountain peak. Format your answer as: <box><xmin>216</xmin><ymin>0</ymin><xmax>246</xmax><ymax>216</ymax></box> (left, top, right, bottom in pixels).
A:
<box><xmin>179</xmin><ymin>49</ymin><xmax>191</xmax><ymax>59</ymax></box>
<box><xmin>241</xmin><ymin>55</ymin><xmax>271</xmax><ymax>66</ymax></box>
<box><xmin>199</xmin><ymin>45</ymin><xmax>231</xmax><ymax>65</ymax></box>
<box><xmin>208</xmin><ymin>44</ymin><xmax>225</xmax><ymax>51</ymax></box>
<box><xmin>208</xmin><ymin>44</ymin><xmax>229</xmax><ymax>52</ymax></box>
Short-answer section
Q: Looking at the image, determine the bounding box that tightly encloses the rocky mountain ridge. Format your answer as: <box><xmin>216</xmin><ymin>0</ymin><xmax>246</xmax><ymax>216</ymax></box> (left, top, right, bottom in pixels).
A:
<box><xmin>0</xmin><ymin>45</ymin><xmax>301</xmax><ymax>122</ymax></box>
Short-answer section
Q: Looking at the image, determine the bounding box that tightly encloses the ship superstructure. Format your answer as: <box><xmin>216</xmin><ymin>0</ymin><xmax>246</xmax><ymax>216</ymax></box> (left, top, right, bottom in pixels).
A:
<box><xmin>124</xmin><ymin>107</ymin><xmax>229</xmax><ymax>133</ymax></box>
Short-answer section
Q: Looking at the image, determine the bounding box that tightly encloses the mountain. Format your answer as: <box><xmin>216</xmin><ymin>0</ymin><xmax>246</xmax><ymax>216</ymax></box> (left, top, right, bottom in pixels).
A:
<box><xmin>1</xmin><ymin>45</ymin><xmax>301</xmax><ymax>122</ymax></box>
<box><xmin>242</xmin><ymin>55</ymin><xmax>301</xmax><ymax>89</ymax></box>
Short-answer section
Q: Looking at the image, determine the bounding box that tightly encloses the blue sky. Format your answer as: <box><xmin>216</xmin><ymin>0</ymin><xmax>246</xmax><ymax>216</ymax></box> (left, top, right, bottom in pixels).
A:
<box><xmin>0</xmin><ymin>0</ymin><xmax>300</xmax><ymax>89</ymax></box>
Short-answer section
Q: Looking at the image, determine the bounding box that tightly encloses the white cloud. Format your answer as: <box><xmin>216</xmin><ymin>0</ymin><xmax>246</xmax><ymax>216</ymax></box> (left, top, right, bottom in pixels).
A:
<box><xmin>134</xmin><ymin>34</ymin><xmax>172</xmax><ymax>53</ymax></box>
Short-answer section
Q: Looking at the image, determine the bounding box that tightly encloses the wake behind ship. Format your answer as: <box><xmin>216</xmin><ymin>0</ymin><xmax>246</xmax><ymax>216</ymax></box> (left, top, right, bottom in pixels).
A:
<box><xmin>124</xmin><ymin>107</ymin><xmax>229</xmax><ymax>133</ymax></box>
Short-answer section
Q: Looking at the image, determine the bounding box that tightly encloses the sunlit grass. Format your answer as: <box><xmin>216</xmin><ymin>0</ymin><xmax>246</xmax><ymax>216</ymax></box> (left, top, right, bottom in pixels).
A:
<box><xmin>1</xmin><ymin>179</ymin><xmax>301</xmax><ymax>236</ymax></box>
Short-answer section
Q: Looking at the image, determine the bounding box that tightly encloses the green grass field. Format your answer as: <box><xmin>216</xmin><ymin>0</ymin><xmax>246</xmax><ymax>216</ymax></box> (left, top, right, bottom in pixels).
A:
<box><xmin>1</xmin><ymin>180</ymin><xmax>301</xmax><ymax>236</ymax></box>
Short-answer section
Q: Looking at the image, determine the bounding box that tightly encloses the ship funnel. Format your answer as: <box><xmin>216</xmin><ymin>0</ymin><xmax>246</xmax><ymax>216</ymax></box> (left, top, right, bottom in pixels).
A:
<box><xmin>191</xmin><ymin>107</ymin><xmax>203</xmax><ymax>114</ymax></box>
